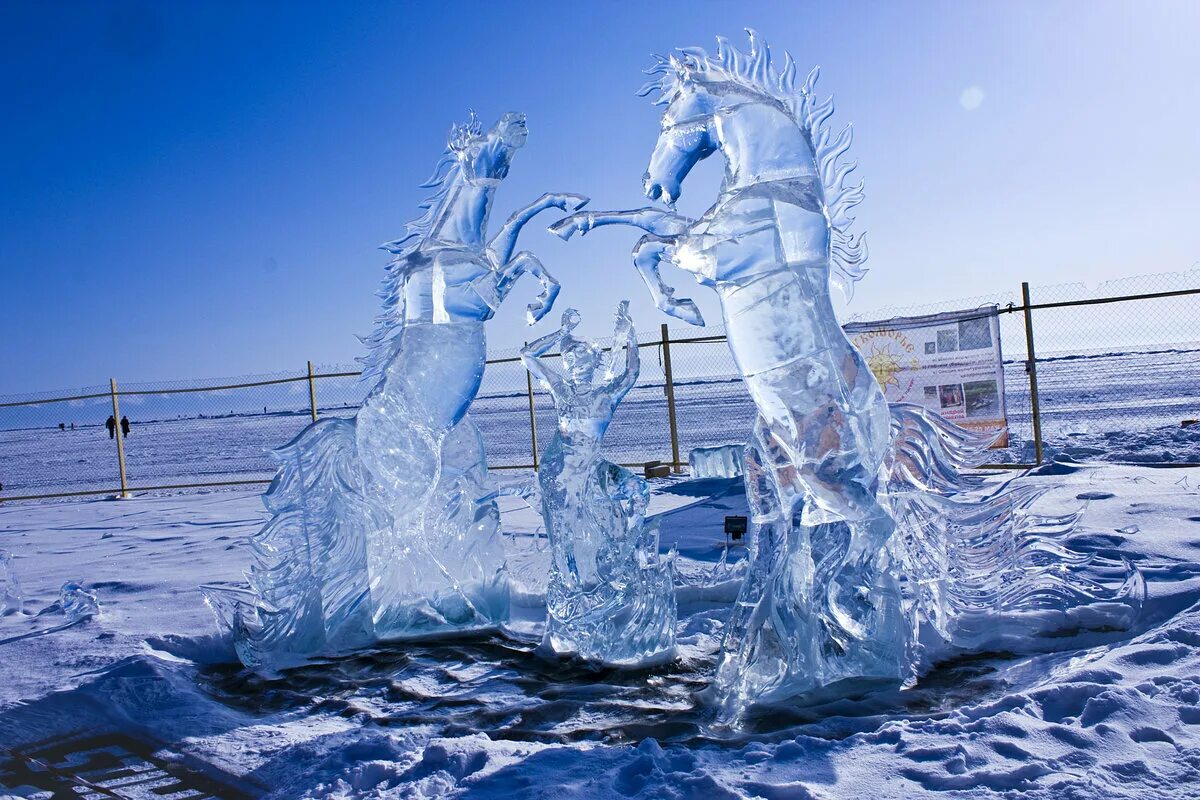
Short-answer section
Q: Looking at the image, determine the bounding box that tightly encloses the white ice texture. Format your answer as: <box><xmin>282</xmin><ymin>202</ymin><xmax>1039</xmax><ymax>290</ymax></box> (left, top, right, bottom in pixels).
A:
<box><xmin>688</xmin><ymin>444</ymin><xmax>745</xmax><ymax>479</ymax></box>
<box><xmin>204</xmin><ymin>112</ymin><xmax>588</xmax><ymax>671</ymax></box>
<box><xmin>550</xmin><ymin>32</ymin><xmax>1143</xmax><ymax>720</ymax></box>
<box><xmin>522</xmin><ymin>305</ymin><xmax>677</xmax><ymax>666</ymax></box>
<box><xmin>1</xmin><ymin>550</ymin><xmax>22</xmax><ymax>615</ymax></box>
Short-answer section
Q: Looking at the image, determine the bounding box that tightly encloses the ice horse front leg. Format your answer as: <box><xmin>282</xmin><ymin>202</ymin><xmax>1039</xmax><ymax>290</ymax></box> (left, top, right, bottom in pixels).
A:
<box><xmin>632</xmin><ymin>235</ymin><xmax>705</xmax><ymax>327</ymax></box>
<box><xmin>547</xmin><ymin>206</ymin><xmax>704</xmax><ymax>325</ymax></box>
<box><xmin>493</xmin><ymin>250</ymin><xmax>560</xmax><ymax>324</ymax></box>
<box><xmin>547</xmin><ymin>207</ymin><xmax>693</xmax><ymax>240</ymax></box>
<box><xmin>489</xmin><ymin>192</ymin><xmax>589</xmax><ymax>266</ymax></box>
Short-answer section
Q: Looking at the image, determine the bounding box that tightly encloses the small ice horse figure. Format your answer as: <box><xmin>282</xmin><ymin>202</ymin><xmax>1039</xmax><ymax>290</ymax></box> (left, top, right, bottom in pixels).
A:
<box><xmin>522</xmin><ymin>303</ymin><xmax>677</xmax><ymax>666</ymax></box>
<box><xmin>552</xmin><ymin>33</ymin><xmax>1142</xmax><ymax>719</ymax></box>
<box><xmin>205</xmin><ymin>113</ymin><xmax>587</xmax><ymax>671</ymax></box>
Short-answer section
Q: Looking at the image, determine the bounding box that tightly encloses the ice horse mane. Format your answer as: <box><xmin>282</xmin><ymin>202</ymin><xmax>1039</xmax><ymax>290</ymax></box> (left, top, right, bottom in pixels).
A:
<box><xmin>357</xmin><ymin>113</ymin><xmax>484</xmax><ymax>383</ymax></box>
<box><xmin>639</xmin><ymin>30</ymin><xmax>869</xmax><ymax>292</ymax></box>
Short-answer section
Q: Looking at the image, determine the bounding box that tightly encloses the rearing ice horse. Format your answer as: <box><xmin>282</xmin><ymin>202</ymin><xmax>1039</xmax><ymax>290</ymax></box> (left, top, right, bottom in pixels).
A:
<box><xmin>550</xmin><ymin>33</ymin><xmax>906</xmax><ymax>699</ymax></box>
<box><xmin>357</xmin><ymin>111</ymin><xmax>588</xmax><ymax>642</ymax></box>
<box><xmin>208</xmin><ymin>112</ymin><xmax>588</xmax><ymax>671</ymax></box>
<box><xmin>552</xmin><ymin>35</ymin><xmax>1144</xmax><ymax>717</ymax></box>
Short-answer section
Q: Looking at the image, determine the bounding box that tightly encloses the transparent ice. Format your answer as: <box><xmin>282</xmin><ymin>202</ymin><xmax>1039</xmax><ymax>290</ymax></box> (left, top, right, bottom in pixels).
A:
<box><xmin>205</xmin><ymin>113</ymin><xmax>587</xmax><ymax>671</ymax></box>
<box><xmin>551</xmin><ymin>32</ymin><xmax>1143</xmax><ymax>719</ymax></box>
<box><xmin>522</xmin><ymin>304</ymin><xmax>677</xmax><ymax>666</ymax></box>
<box><xmin>688</xmin><ymin>444</ymin><xmax>745</xmax><ymax>479</ymax></box>
<box><xmin>1</xmin><ymin>551</ymin><xmax>22</xmax><ymax>615</ymax></box>
<box><xmin>58</xmin><ymin>581</ymin><xmax>99</xmax><ymax>623</ymax></box>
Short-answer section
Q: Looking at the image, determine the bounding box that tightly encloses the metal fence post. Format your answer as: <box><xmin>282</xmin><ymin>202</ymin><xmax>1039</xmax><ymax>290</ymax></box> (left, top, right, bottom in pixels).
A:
<box><xmin>307</xmin><ymin>361</ymin><xmax>318</xmax><ymax>423</ymax></box>
<box><xmin>525</xmin><ymin>349</ymin><xmax>539</xmax><ymax>471</ymax></box>
<box><xmin>660</xmin><ymin>323</ymin><xmax>682</xmax><ymax>472</ymax></box>
<box><xmin>109</xmin><ymin>378</ymin><xmax>129</xmax><ymax>498</ymax></box>
<box><xmin>1020</xmin><ymin>282</ymin><xmax>1045</xmax><ymax>465</ymax></box>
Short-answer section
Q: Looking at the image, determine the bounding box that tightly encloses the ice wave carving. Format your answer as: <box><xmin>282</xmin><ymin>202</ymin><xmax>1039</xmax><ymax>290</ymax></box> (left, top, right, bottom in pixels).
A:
<box><xmin>887</xmin><ymin>403</ymin><xmax>994</xmax><ymax>494</ymax></box>
<box><xmin>886</xmin><ymin>402</ymin><xmax>1143</xmax><ymax>648</ymax></box>
<box><xmin>204</xmin><ymin>419</ymin><xmax>375</xmax><ymax>669</ymax></box>
<box><xmin>889</xmin><ymin>436</ymin><xmax>1143</xmax><ymax>651</ymax></box>
<box><xmin>551</xmin><ymin>31</ymin><xmax>1142</xmax><ymax>720</ymax></box>
<box><xmin>522</xmin><ymin>305</ymin><xmax>677</xmax><ymax>666</ymax></box>
<box><xmin>205</xmin><ymin>113</ymin><xmax>587</xmax><ymax>670</ymax></box>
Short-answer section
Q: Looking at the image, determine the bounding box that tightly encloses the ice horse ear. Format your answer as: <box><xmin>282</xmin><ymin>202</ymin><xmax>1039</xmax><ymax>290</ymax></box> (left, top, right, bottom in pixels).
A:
<box><xmin>447</xmin><ymin>110</ymin><xmax>484</xmax><ymax>157</ymax></box>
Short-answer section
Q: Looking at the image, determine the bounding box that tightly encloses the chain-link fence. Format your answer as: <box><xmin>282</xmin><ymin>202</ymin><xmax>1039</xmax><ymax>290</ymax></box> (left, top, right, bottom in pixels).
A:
<box><xmin>1010</xmin><ymin>271</ymin><xmax>1200</xmax><ymax>463</ymax></box>
<box><xmin>2</xmin><ymin>270</ymin><xmax>1198</xmax><ymax>502</ymax></box>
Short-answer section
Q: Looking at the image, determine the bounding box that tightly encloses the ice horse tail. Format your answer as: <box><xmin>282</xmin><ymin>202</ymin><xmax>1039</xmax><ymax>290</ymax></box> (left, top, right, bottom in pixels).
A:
<box><xmin>202</xmin><ymin>417</ymin><xmax>379</xmax><ymax>672</ymax></box>
<box><xmin>883</xmin><ymin>403</ymin><xmax>1144</xmax><ymax>657</ymax></box>
<box><xmin>886</xmin><ymin>401</ymin><xmax>999</xmax><ymax>495</ymax></box>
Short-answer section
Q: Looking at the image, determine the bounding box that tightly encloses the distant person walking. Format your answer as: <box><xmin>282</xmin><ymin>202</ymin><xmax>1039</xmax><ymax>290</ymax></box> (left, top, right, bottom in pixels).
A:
<box><xmin>120</xmin><ymin>416</ymin><xmax>130</xmax><ymax>438</ymax></box>
<box><xmin>106</xmin><ymin>416</ymin><xmax>116</xmax><ymax>439</ymax></box>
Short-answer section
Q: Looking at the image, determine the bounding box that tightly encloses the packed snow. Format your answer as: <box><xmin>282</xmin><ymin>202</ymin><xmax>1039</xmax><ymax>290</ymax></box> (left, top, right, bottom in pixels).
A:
<box><xmin>1</xmin><ymin>459</ymin><xmax>1198</xmax><ymax>798</ymax></box>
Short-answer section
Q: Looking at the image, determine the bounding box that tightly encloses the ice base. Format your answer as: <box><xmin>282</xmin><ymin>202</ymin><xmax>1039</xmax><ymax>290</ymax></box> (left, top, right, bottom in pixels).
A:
<box><xmin>710</xmin><ymin>403</ymin><xmax>1145</xmax><ymax>722</ymax></box>
<box><xmin>541</xmin><ymin>462</ymin><xmax>678</xmax><ymax>667</ymax></box>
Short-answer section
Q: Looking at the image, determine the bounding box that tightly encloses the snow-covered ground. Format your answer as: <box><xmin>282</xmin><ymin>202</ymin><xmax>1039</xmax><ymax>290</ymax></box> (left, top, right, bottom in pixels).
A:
<box><xmin>2</xmin><ymin>460</ymin><xmax>1199</xmax><ymax>799</ymax></box>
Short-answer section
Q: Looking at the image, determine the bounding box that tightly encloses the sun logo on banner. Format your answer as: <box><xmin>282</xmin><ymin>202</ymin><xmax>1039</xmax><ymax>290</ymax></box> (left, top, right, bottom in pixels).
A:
<box><xmin>851</xmin><ymin>330</ymin><xmax>919</xmax><ymax>401</ymax></box>
<box><xmin>865</xmin><ymin>344</ymin><xmax>903</xmax><ymax>390</ymax></box>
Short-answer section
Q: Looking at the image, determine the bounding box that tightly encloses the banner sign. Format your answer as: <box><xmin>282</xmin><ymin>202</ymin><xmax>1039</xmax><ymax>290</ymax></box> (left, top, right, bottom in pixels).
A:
<box><xmin>844</xmin><ymin>305</ymin><xmax>1009</xmax><ymax>447</ymax></box>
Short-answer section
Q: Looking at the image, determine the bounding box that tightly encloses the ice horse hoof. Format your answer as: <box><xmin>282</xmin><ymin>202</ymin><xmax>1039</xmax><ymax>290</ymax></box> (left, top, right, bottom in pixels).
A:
<box><xmin>548</xmin><ymin>213</ymin><xmax>588</xmax><ymax>240</ymax></box>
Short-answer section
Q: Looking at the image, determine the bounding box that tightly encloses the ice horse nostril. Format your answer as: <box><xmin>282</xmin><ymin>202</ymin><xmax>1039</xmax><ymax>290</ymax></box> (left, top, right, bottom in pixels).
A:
<box><xmin>644</xmin><ymin>177</ymin><xmax>662</xmax><ymax>201</ymax></box>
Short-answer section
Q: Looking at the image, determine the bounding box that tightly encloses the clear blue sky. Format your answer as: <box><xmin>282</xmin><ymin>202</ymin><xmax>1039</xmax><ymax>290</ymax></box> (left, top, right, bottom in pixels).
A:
<box><xmin>2</xmin><ymin>1</ymin><xmax>1198</xmax><ymax>394</ymax></box>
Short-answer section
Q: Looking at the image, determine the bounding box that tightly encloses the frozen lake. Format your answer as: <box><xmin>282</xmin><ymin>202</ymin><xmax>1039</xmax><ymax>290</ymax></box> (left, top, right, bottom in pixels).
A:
<box><xmin>2</xmin><ymin>345</ymin><xmax>1198</xmax><ymax>500</ymax></box>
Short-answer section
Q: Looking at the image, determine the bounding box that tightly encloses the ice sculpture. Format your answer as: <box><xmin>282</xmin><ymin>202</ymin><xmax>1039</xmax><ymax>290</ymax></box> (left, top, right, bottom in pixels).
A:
<box><xmin>551</xmin><ymin>32</ymin><xmax>1142</xmax><ymax>718</ymax></box>
<box><xmin>205</xmin><ymin>112</ymin><xmax>587</xmax><ymax>670</ymax></box>
<box><xmin>58</xmin><ymin>581</ymin><xmax>99</xmax><ymax>623</ymax></box>
<box><xmin>522</xmin><ymin>304</ymin><xmax>677</xmax><ymax>666</ymax></box>
<box><xmin>0</xmin><ymin>551</ymin><xmax>22</xmax><ymax>615</ymax></box>
<box><xmin>688</xmin><ymin>444</ymin><xmax>745</xmax><ymax>479</ymax></box>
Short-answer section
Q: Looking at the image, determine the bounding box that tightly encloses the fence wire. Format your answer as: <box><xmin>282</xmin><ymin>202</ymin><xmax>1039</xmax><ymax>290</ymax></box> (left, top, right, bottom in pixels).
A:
<box><xmin>1</xmin><ymin>270</ymin><xmax>1197</xmax><ymax>502</ymax></box>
